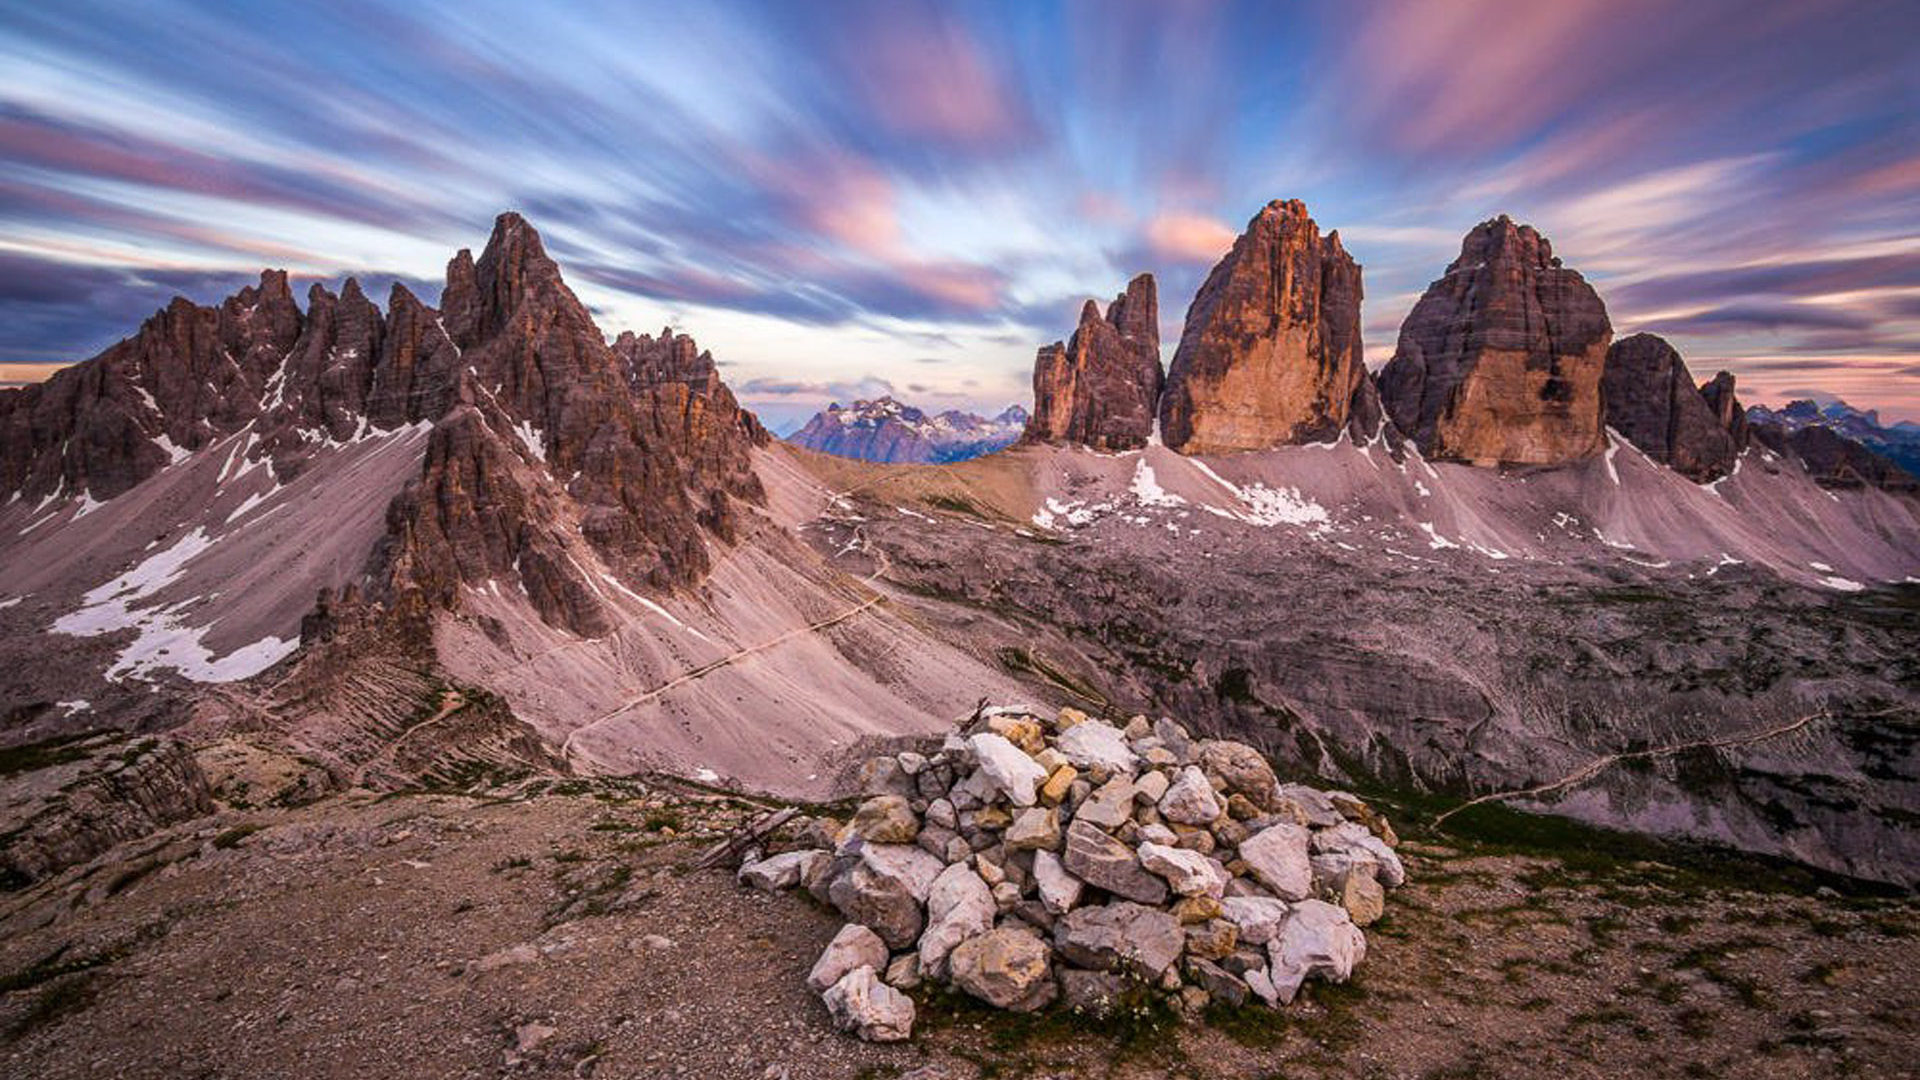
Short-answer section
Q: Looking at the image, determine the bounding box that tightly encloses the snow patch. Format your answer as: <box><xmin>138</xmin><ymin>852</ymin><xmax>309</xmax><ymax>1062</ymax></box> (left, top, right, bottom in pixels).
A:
<box><xmin>1819</xmin><ymin>575</ymin><xmax>1865</xmax><ymax>592</ymax></box>
<box><xmin>513</xmin><ymin>420</ymin><xmax>547</xmax><ymax>463</ymax></box>
<box><xmin>1032</xmin><ymin>497</ymin><xmax>1106</xmax><ymax>530</ymax></box>
<box><xmin>153</xmin><ymin>432</ymin><xmax>192</xmax><ymax>466</ymax></box>
<box><xmin>1129</xmin><ymin>459</ymin><xmax>1185</xmax><ymax>508</ymax></box>
<box><xmin>50</xmin><ymin>528</ymin><xmax>299</xmax><ymax>682</ymax></box>
<box><xmin>1186</xmin><ymin>459</ymin><xmax>1330</xmax><ymax>529</ymax></box>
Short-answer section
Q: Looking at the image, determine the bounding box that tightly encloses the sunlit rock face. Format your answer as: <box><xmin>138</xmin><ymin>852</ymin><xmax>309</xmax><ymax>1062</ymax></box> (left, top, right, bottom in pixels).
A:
<box><xmin>1023</xmin><ymin>273</ymin><xmax>1162</xmax><ymax>453</ymax></box>
<box><xmin>1159</xmin><ymin>200</ymin><xmax>1365</xmax><ymax>455</ymax></box>
<box><xmin>1378</xmin><ymin>216</ymin><xmax>1612</xmax><ymax>467</ymax></box>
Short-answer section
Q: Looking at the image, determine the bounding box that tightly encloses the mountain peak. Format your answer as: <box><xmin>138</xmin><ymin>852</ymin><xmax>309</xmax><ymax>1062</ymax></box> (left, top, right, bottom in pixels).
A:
<box><xmin>1380</xmin><ymin>217</ymin><xmax>1609</xmax><ymax>465</ymax></box>
<box><xmin>1453</xmin><ymin>214</ymin><xmax>1554</xmax><ymax>272</ymax></box>
<box><xmin>1026</xmin><ymin>272</ymin><xmax>1163</xmax><ymax>452</ymax></box>
<box><xmin>1160</xmin><ymin>197</ymin><xmax>1362</xmax><ymax>453</ymax></box>
<box><xmin>792</xmin><ymin>396</ymin><xmax>1024</xmax><ymax>463</ymax></box>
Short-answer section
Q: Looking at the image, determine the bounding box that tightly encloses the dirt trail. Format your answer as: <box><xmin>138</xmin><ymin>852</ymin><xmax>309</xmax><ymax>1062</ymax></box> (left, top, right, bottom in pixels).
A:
<box><xmin>349</xmin><ymin>689</ymin><xmax>467</xmax><ymax>787</ymax></box>
<box><xmin>1434</xmin><ymin>706</ymin><xmax>1858</xmax><ymax>825</ymax></box>
<box><xmin>558</xmin><ymin>517</ymin><xmax>893</xmax><ymax>766</ymax></box>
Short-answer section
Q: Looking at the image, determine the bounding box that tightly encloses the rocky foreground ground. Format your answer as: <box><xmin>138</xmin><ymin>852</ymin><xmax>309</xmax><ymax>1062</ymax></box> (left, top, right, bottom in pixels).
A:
<box><xmin>1</xmin><ymin>762</ymin><xmax>1914</xmax><ymax>1080</ymax></box>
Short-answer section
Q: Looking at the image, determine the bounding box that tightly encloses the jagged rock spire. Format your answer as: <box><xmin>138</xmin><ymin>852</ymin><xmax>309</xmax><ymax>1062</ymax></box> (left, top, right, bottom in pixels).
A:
<box><xmin>1023</xmin><ymin>273</ymin><xmax>1162</xmax><ymax>452</ymax></box>
<box><xmin>1158</xmin><ymin>200</ymin><xmax>1365</xmax><ymax>454</ymax></box>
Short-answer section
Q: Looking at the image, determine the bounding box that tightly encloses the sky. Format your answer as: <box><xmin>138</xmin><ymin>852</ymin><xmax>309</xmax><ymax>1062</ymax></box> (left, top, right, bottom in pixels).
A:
<box><xmin>1</xmin><ymin>0</ymin><xmax>1917</xmax><ymax>432</ymax></box>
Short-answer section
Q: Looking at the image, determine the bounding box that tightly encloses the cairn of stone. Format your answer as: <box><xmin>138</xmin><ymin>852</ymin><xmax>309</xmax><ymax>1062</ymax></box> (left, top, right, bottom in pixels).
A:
<box><xmin>735</xmin><ymin>706</ymin><xmax>1406</xmax><ymax>1041</ymax></box>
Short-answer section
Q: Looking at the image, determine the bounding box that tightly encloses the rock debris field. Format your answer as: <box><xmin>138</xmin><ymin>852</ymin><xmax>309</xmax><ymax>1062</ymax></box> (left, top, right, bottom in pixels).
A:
<box><xmin>735</xmin><ymin>706</ymin><xmax>1405</xmax><ymax>1041</ymax></box>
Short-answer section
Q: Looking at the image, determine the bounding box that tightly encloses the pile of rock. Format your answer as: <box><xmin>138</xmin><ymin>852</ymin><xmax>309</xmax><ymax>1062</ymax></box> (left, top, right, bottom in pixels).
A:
<box><xmin>735</xmin><ymin>707</ymin><xmax>1406</xmax><ymax>1042</ymax></box>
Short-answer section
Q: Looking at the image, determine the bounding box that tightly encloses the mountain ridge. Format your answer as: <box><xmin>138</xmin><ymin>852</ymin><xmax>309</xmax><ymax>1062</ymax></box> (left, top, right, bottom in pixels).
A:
<box><xmin>4</xmin><ymin>202</ymin><xmax>1919</xmax><ymax>887</ymax></box>
<box><xmin>788</xmin><ymin>396</ymin><xmax>1027</xmax><ymax>464</ymax></box>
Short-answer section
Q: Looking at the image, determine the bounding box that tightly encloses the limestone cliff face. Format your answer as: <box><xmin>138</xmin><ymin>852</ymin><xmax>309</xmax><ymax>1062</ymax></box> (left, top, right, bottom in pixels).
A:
<box><xmin>3</xmin><ymin>212</ymin><xmax>769</xmax><ymax>639</ymax></box>
<box><xmin>374</xmin><ymin>214</ymin><xmax>768</xmax><ymax>634</ymax></box>
<box><xmin>1377</xmin><ymin>216</ymin><xmax>1611</xmax><ymax>466</ymax></box>
<box><xmin>1159</xmin><ymin>200</ymin><xmax>1365</xmax><ymax>454</ymax></box>
<box><xmin>1023</xmin><ymin>274</ymin><xmax>1162</xmax><ymax>452</ymax></box>
<box><xmin>1601</xmin><ymin>333</ymin><xmax>1738</xmax><ymax>482</ymax></box>
<box><xmin>0</xmin><ymin>272</ymin><xmax>302</xmax><ymax>500</ymax></box>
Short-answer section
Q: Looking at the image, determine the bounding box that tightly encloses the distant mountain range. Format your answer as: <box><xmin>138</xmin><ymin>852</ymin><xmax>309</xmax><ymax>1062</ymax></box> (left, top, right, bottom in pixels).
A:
<box><xmin>1749</xmin><ymin>398</ymin><xmax>1920</xmax><ymax>480</ymax></box>
<box><xmin>788</xmin><ymin>397</ymin><xmax>1028</xmax><ymax>463</ymax></box>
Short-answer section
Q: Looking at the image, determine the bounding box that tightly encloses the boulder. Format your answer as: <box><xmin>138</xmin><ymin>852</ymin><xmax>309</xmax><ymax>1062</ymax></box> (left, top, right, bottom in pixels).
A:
<box><xmin>1033</xmin><ymin>849</ymin><xmax>1084</xmax><ymax>915</ymax></box>
<box><xmin>1062</xmin><ymin>820</ymin><xmax>1169</xmax><ymax>905</ymax></box>
<box><xmin>1171</xmin><ymin>895</ymin><xmax>1224</xmax><ymax>925</ymax></box>
<box><xmin>1267</xmin><ymin>899</ymin><xmax>1366</xmax><ymax>1003</ymax></box>
<box><xmin>822</xmin><ymin>965</ymin><xmax>914</xmax><ymax>1042</ymax></box>
<box><xmin>1137</xmin><ymin>842</ymin><xmax>1230</xmax><ymax>898</ymax></box>
<box><xmin>849</xmin><ymin>795</ymin><xmax>919</xmax><ymax>844</ymax></box>
<box><xmin>967</xmin><ymin>733</ymin><xmax>1048</xmax><ymax>807</ymax></box>
<box><xmin>739</xmin><ymin>849</ymin><xmax>829</xmax><ymax>892</ymax></box>
<box><xmin>1054</xmin><ymin>902</ymin><xmax>1184</xmax><ymax>978</ymax></box>
<box><xmin>1244</xmin><ymin>964</ymin><xmax>1280</xmax><ymax>1006</ymax></box>
<box><xmin>1312</xmin><ymin>821</ymin><xmax>1405</xmax><ymax>887</ymax></box>
<box><xmin>1075</xmin><ymin>775</ymin><xmax>1138</xmax><ymax>829</ymax></box>
<box><xmin>949</xmin><ymin>927</ymin><xmax>1057</xmax><ymax>1012</ymax></box>
<box><xmin>885</xmin><ymin>953</ymin><xmax>923</xmax><ymax>991</ymax></box>
<box><xmin>1198</xmin><ymin>741</ymin><xmax>1280</xmax><ymax>809</ymax></box>
<box><xmin>1184</xmin><ymin>918</ymin><xmax>1239</xmax><ymax>960</ymax></box>
<box><xmin>858</xmin><ymin>756</ymin><xmax>915</xmax><ymax>799</ymax></box>
<box><xmin>1274</xmin><ymin>784</ymin><xmax>1344</xmax><ymax>828</ymax></box>
<box><xmin>1187</xmin><ymin>957</ymin><xmax>1250</xmax><ymax>1007</ymax></box>
<box><xmin>1059</xmin><ymin>968</ymin><xmax>1133</xmax><ymax>1019</ymax></box>
<box><xmin>1005</xmin><ymin>806</ymin><xmax>1062</xmax><ymax>851</ymax></box>
<box><xmin>1055</xmin><ymin>721</ymin><xmax>1140</xmax><ymax>775</ymax></box>
<box><xmin>1159</xmin><ymin>765</ymin><xmax>1224</xmax><ymax>825</ymax></box>
<box><xmin>1333</xmin><ymin>868</ymin><xmax>1385</xmax><ymax>927</ymax></box>
<box><xmin>1238</xmin><ymin>823</ymin><xmax>1312</xmax><ymax>900</ymax></box>
<box><xmin>1152</xmin><ymin>718</ymin><xmax>1196</xmax><ymax>764</ymax></box>
<box><xmin>808</xmin><ymin>924</ymin><xmax>888</xmax><ymax>994</ymax></box>
<box><xmin>1160</xmin><ymin>199</ymin><xmax>1366</xmax><ymax>452</ymax></box>
<box><xmin>918</xmin><ymin>862</ymin><xmax>996</xmax><ymax>976</ymax></box>
<box><xmin>1219</xmin><ymin>896</ymin><xmax>1291</xmax><ymax>945</ymax></box>
<box><xmin>1038</xmin><ymin>765</ymin><xmax>1077</xmax><ymax>806</ymax></box>
<box><xmin>828</xmin><ymin>845</ymin><xmax>945</xmax><ymax>949</ymax></box>
<box><xmin>924</xmin><ymin>797</ymin><xmax>959</xmax><ymax>831</ymax></box>
<box><xmin>1134</xmin><ymin>770</ymin><xmax>1171</xmax><ymax>804</ymax></box>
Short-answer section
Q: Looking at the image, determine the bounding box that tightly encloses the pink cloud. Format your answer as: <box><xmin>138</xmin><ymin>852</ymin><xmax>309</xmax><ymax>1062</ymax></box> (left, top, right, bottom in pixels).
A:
<box><xmin>852</xmin><ymin>13</ymin><xmax>1033</xmax><ymax>146</ymax></box>
<box><xmin>1144</xmin><ymin>212</ymin><xmax>1237</xmax><ymax>264</ymax></box>
<box><xmin>895</xmin><ymin>260</ymin><xmax>1002</xmax><ymax>312</ymax></box>
<box><xmin>1339</xmin><ymin>0</ymin><xmax>1636</xmax><ymax>156</ymax></box>
<box><xmin>1077</xmin><ymin>191</ymin><xmax>1133</xmax><ymax>226</ymax></box>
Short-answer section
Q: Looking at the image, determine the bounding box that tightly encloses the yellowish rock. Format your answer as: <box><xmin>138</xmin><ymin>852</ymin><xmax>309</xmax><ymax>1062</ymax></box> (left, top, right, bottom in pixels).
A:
<box><xmin>988</xmin><ymin>716</ymin><xmax>1046</xmax><ymax>755</ymax></box>
<box><xmin>1171</xmin><ymin>895</ymin><xmax>1223</xmax><ymax>925</ymax></box>
<box><xmin>1039</xmin><ymin>765</ymin><xmax>1078</xmax><ymax>806</ymax></box>
<box><xmin>973</xmin><ymin>806</ymin><xmax>1013</xmax><ymax>831</ymax></box>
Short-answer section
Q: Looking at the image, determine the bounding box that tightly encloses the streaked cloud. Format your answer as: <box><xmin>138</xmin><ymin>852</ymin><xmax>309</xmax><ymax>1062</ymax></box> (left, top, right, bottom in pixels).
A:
<box><xmin>0</xmin><ymin>0</ymin><xmax>1914</xmax><ymax>421</ymax></box>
